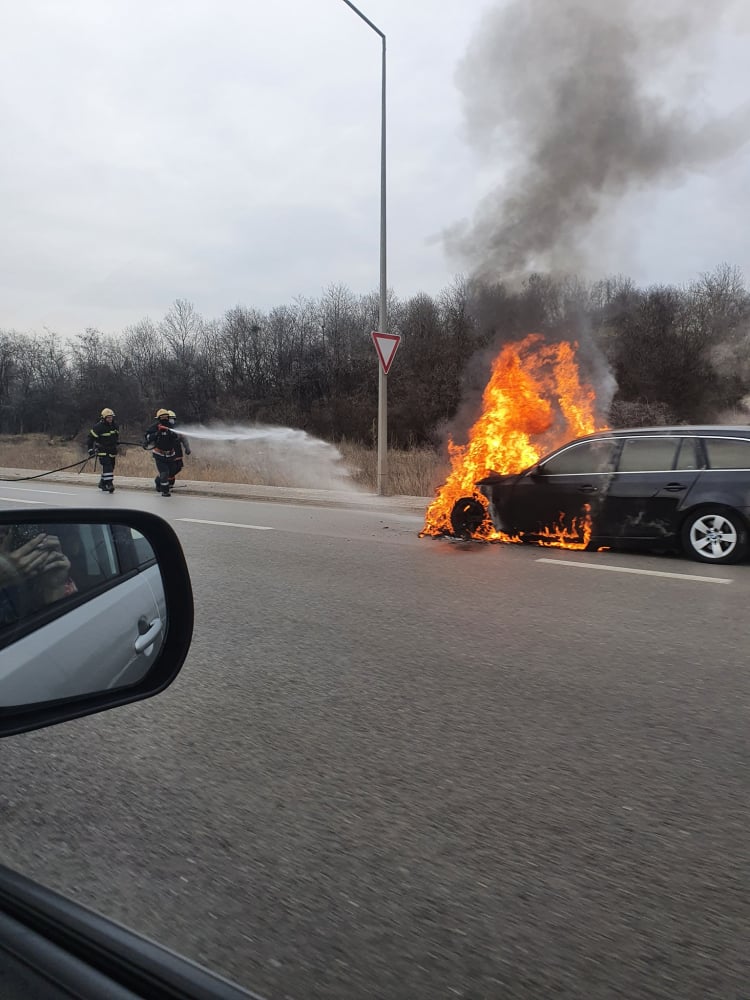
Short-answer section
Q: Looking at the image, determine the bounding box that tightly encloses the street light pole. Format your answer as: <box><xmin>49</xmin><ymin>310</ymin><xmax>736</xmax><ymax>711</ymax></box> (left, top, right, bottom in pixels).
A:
<box><xmin>341</xmin><ymin>0</ymin><xmax>388</xmax><ymax>495</ymax></box>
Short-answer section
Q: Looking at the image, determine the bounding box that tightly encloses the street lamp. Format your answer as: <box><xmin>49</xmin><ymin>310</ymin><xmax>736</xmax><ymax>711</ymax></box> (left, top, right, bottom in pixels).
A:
<box><xmin>341</xmin><ymin>0</ymin><xmax>388</xmax><ymax>495</ymax></box>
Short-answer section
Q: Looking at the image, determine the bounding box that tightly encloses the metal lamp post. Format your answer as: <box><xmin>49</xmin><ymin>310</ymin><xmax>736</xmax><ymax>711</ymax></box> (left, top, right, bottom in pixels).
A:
<box><xmin>341</xmin><ymin>0</ymin><xmax>388</xmax><ymax>495</ymax></box>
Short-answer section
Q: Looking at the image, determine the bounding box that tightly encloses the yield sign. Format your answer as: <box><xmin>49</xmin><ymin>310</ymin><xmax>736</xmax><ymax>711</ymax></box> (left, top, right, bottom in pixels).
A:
<box><xmin>371</xmin><ymin>331</ymin><xmax>401</xmax><ymax>375</ymax></box>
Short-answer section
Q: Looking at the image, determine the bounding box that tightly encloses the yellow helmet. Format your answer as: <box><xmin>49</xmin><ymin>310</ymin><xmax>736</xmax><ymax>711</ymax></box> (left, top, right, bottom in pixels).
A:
<box><xmin>167</xmin><ymin>410</ymin><xmax>176</xmax><ymax>418</ymax></box>
<box><xmin>156</xmin><ymin>408</ymin><xmax>170</xmax><ymax>419</ymax></box>
<box><xmin>100</xmin><ymin>407</ymin><xmax>115</xmax><ymax>418</ymax></box>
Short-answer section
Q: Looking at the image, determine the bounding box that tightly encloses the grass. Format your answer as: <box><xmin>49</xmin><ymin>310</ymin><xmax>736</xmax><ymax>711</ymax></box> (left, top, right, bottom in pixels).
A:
<box><xmin>0</xmin><ymin>434</ymin><xmax>444</xmax><ymax>497</ymax></box>
<box><xmin>338</xmin><ymin>441</ymin><xmax>446</xmax><ymax>497</ymax></box>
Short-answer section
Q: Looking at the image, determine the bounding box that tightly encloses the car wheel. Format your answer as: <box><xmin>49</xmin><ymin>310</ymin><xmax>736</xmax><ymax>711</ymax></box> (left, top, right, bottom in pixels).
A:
<box><xmin>681</xmin><ymin>508</ymin><xmax>748</xmax><ymax>564</ymax></box>
<box><xmin>449</xmin><ymin>497</ymin><xmax>488</xmax><ymax>539</ymax></box>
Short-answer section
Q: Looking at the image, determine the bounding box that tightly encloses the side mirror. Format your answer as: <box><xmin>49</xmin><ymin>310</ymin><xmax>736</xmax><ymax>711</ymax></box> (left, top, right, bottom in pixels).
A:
<box><xmin>528</xmin><ymin>464</ymin><xmax>543</xmax><ymax>477</ymax></box>
<box><xmin>0</xmin><ymin>509</ymin><xmax>193</xmax><ymax>737</ymax></box>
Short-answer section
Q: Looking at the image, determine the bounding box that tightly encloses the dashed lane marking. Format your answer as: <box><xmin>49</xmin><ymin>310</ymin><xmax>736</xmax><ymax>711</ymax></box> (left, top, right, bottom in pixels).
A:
<box><xmin>0</xmin><ymin>487</ymin><xmax>78</xmax><ymax>495</ymax></box>
<box><xmin>176</xmin><ymin>518</ymin><xmax>274</xmax><ymax>531</ymax></box>
<box><xmin>0</xmin><ymin>497</ymin><xmax>50</xmax><ymax>505</ymax></box>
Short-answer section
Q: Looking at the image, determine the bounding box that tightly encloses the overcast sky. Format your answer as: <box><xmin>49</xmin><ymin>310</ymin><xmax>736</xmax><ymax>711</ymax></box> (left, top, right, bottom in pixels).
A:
<box><xmin>2</xmin><ymin>0</ymin><xmax>750</xmax><ymax>336</ymax></box>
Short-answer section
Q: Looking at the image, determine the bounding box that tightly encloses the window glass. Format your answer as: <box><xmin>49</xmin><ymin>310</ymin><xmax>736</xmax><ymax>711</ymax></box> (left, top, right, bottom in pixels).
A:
<box><xmin>617</xmin><ymin>437</ymin><xmax>678</xmax><ymax>473</ymax></box>
<box><xmin>112</xmin><ymin>526</ymin><xmax>156</xmax><ymax>574</ymax></box>
<box><xmin>542</xmin><ymin>439</ymin><xmax>617</xmax><ymax>475</ymax></box>
<box><xmin>0</xmin><ymin>523</ymin><xmax>119</xmax><ymax>633</ymax></box>
<box><xmin>675</xmin><ymin>437</ymin><xmax>702</xmax><ymax>471</ymax></box>
<box><xmin>704</xmin><ymin>437</ymin><xmax>750</xmax><ymax>470</ymax></box>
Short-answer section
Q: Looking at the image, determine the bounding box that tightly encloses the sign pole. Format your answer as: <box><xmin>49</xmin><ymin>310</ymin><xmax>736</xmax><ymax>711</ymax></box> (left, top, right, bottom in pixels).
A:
<box><xmin>341</xmin><ymin>2</ymin><xmax>388</xmax><ymax>494</ymax></box>
<box><xmin>376</xmin><ymin>30</ymin><xmax>387</xmax><ymax>495</ymax></box>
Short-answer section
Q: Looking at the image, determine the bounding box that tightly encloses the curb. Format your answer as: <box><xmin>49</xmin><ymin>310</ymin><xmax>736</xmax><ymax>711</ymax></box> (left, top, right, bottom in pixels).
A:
<box><xmin>0</xmin><ymin>469</ymin><xmax>432</xmax><ymax>516</ymax></box>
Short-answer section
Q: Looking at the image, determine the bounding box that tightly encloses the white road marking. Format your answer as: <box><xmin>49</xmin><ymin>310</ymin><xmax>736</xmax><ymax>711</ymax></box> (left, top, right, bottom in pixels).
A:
<box><xmin>0</xmin><ymin>487</ymin><xmax>78</xmax><ymax>495</ymax></box>
<box><xmin>0</xmin><ymin>497</ymin><xmax>50</xmax><ymax>505</ymax></box>
<box><xmin>177</xmin><ymin>518</ymin><xmax>274</xmax><ymax>531</ymax></box>
<box><xmin>536</xmin><ymin>557</ymin><xmax>732</xmax><ymax>585</ymax></box>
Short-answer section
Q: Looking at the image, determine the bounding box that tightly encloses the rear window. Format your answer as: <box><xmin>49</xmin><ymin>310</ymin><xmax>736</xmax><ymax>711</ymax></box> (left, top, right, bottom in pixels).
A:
<box><xmin>617</xmin><ymin>437</ymin><xmax>678</xmax><ymax>472</ymax></box>
<box><xmin>704</xmin><ymin>437</ymin><xmax>750</xmax><ymax>470</ymax></box>
<box><xmin>542</xmin><ymin>439</ymin><xmax>617</xmax><ymax>475</ymax></box>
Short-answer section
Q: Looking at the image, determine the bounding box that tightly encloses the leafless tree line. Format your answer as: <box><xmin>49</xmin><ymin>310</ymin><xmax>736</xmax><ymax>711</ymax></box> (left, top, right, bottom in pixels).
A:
<box><xmin>1</xmin><ymin>265</ymin><xmax>749</xmax><ymax>446</ymax></box>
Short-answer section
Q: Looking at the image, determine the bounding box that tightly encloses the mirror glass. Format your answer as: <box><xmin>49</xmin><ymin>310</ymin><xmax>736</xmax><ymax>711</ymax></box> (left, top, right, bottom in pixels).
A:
<box><xmin>0</xmin><ymin>520</ymin><xmax>166</xmax><ymax>706</ymax></box>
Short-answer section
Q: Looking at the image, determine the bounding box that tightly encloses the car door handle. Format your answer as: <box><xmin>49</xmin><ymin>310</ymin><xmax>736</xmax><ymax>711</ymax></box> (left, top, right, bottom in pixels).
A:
<box><xmin>134</xmin><ymin>618</ymin><xmax>163</xmax><ymax>654</ymax></box>
<box><xmin>578</xmin><ymin>485</ymin><xmax>598</xmax><ymax>494</ymax></box>
<box><xmin>664</xmin><ymin>483</ymin><xmax>686</xmax><ymax>492</ymax></box>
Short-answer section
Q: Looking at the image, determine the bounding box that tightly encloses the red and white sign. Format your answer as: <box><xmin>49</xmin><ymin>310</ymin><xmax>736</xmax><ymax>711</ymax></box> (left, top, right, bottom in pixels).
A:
<box><xmin>371</xmin><ymin>331</ymin><xmax>401</xmax><ymax>375</ymax></box>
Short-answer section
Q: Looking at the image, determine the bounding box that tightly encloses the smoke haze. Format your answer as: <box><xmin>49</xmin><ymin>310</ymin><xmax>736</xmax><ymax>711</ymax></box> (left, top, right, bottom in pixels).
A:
<box><xmin>448</xmin><ymin>0</ymin><xmax>750</xmax><ymax>280</ymax></box>
<box><xmin>181</xmin><ymin>424</ymin><xmax>360</xmax><ymax>492</ymax></box>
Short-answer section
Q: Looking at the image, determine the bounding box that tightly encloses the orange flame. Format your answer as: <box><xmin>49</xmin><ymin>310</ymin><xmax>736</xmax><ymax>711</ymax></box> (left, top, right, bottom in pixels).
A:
<box><xmin>420</xmin><ymin>335</ymin><xmax>605</xmax><ymax>546</ymax></box>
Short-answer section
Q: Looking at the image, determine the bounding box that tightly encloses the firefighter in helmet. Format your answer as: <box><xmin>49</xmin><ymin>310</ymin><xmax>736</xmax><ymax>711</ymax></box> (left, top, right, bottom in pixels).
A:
<box><xmin>166</xmin><ymin>410</ymin><xmax>191</xmax><ymax>491</ymax></box>
<box><xmin>143</xmin><ymin>408</ymin><xmax>179</xmax><ymax>497</ymax></box>
<box><xmin>87</xmin><ymin>407</ymin><xmax>119</xmax><ymax>493</ymax></box>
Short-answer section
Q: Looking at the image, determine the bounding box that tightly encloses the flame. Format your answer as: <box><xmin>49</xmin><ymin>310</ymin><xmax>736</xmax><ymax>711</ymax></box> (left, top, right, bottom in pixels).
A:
<box><xmin>420</xmin><ymin>334</ymin><xmax>606</xmax><ymax>546</ymax></box>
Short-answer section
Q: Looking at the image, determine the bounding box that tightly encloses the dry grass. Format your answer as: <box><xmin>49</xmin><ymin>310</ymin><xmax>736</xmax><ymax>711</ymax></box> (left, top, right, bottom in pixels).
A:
<box><xmin>0</xmin><ymin>434</ymin><xmax>444</xmax><ymax>497</ymax></box>
<box><xmin>338</xmin><ymin>441</ymin><xmax>445</xmax><ymax>497</ymax></box>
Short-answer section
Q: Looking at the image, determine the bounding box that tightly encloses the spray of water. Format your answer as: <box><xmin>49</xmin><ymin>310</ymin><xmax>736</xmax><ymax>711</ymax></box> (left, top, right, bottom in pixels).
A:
<box><xmin>178</xmin><ymin>423</ymin><xmax>361</xmax><ymax>492</ymax></box>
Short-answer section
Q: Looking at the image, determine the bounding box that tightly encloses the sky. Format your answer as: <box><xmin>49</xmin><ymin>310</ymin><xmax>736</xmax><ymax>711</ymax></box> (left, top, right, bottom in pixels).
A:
<box><xmin>1</xmin><ymin>0</ymin><xmax>750</xmax><ymax>336</ymax></box>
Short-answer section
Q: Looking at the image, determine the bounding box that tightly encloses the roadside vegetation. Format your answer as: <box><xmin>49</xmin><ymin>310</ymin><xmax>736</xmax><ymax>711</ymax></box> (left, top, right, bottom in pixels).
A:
<box><xmin>0</xmin><ymin>436</ymin><xmax>442</xmax><ymax>497</ymax></box>
<box><xmin>1</xmin><ymin>265</ymin><xmax>749</xmax><ymax>494</ymax></box>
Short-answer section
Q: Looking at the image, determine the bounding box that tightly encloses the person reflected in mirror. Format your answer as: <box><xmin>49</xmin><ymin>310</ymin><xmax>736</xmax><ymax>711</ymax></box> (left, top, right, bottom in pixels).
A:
<box><xmin>143</xmin><ymin>408</ymin><xmax>181</xmax><ymax>498</ymax></box>
<box><xmin>87</xmin><ymin>407</ymin><xmax>120</xmax><ymax>493</ymax></box>
<box><xmin>165</xmin><ymin>410</ymin><xmax>191</xmax><ymax>492</ymax></box>
<box><xmin>0</xmin><ymin>527</ymin><xmax>78</xmax><ymax>627</ymax></box>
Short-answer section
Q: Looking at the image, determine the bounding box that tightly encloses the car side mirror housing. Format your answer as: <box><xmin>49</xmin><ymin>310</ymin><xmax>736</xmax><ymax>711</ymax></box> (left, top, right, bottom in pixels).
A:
<box><xmin>0</xmin><ymin>508</ymin><xmax>193</xmax><ymax>737</ymax></box>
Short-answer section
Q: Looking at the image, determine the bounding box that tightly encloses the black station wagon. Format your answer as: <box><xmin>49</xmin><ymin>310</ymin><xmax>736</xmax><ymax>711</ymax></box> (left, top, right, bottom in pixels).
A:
<box><xmin>472</xmin><ymin>426</ymin><xmax>750</xmax><ymax>564</ymax></box>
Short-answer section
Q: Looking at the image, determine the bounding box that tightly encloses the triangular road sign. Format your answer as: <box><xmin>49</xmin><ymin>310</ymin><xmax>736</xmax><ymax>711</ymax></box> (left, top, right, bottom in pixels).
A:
<box><xmin>371</xmin><ymin>331</ymin><xmax>401</xmax><ymax>375</ymax></box>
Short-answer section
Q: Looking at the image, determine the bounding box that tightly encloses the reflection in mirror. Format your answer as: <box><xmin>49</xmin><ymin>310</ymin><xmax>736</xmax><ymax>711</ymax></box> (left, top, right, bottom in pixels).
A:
<box><xmin>0</xmin><ymin>521</ymin><xmax>166</xmax><ymax>707</ymax></box>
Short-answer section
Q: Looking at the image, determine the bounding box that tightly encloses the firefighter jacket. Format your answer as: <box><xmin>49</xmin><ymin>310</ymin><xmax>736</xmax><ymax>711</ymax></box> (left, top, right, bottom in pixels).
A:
<box><xmin>87</xmin><ymin>419</ymin><xmax>119</xmax><ymax>457</ymax></box>
<box><xmin>143</xmin><ymin>421</ymin><xmax>180</xmax><ymax>459</ymax></box>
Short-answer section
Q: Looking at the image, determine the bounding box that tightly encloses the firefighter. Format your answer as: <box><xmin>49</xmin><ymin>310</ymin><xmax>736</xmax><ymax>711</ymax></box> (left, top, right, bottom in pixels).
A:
<box><xmin>87</xmin><ymin>407</ymin><xmax>119</xmax><ymax>493</ymax></box>
<box><xmin>166</xmin><ymin>410</ymin><xmax>191</xmax><ymax>491</ymax></box>
<box><xmin>143</xmin><ymin>408</ymin><xmax>180</xmax><ymax>497</ymax></box>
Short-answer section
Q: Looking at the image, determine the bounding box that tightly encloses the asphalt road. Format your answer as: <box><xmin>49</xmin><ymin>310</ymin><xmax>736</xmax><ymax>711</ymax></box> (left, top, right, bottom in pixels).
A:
<box><xmin>1</xmin><ymin>480</ymin><xmax>749</xmax><ymax>999</ymax></box>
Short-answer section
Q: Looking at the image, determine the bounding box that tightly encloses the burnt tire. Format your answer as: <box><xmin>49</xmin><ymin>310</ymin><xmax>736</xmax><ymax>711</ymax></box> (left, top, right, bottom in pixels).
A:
<box><xmin>681</xmin><ymin>507</ymin><xmax>748</xmax><ymax>565</ymax></box>
<box><xmin>449</xmin><ymin>497</ymin><xmax>488</xmax><ymax>539</ymax></box>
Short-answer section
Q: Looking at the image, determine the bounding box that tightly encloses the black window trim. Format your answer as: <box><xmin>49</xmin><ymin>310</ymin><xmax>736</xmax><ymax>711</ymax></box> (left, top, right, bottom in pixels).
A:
<box><xmin>0</xmin><ymin>863</ymin><xmax>263</xmax><ymax>1000</ymax></box>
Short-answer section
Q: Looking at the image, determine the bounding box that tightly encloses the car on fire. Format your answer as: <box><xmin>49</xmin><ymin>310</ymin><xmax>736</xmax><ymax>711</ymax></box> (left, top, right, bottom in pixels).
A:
<box><xmin>455</xmin><ymin>426</ymin><xmax>750</xmax><ymax>565</ymax></box>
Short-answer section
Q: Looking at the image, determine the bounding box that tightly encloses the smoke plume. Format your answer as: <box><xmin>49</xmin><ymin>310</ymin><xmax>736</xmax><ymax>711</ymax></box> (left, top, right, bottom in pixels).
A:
<box><xmin>448</xmin><ymin>0</ymin><xmax>750</xmax><ymax>280</ymax></box>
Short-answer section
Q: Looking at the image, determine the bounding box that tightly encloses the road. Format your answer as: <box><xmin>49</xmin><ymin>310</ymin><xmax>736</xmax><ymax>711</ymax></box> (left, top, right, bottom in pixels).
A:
<box><xmin>1</xmin><ymin>480</ymin><xmax>749</xmax><ymax>999</ymax></box>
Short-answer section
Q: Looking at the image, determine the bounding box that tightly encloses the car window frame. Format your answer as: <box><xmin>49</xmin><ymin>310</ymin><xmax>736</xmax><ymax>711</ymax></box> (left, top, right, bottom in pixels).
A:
<box><xmin>611</xmin><ymin>434</ymin><xmax>708</xmax><ymax>474</ymax></box>
<box><xmin>700</xmin><ymin>434</ymin><xmax>750</xmax><ymax>471</ymax></box>
<box><xmin>0</xmin><ymin>524</ymin><xmax>156</xmax><ymax>654</ymax></box>
<box><xmin>538</xmin><ymin>437</ymin><xmax>621</xmax><ymax>476</ymax></box>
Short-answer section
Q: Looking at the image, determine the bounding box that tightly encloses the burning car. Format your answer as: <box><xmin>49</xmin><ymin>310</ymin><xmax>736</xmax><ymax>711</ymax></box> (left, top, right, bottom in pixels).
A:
<box><xmin>455</xmin><ymin>426</ymin><xmax>750</xmax><ymax>564</ymax></box>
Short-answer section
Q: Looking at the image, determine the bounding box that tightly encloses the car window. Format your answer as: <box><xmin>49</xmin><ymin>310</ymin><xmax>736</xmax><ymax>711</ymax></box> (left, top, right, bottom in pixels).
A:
<box><xmin>112</xmin><ymin>526</ymin><xmax>158</xmax><ymax>574</ymax></box>
<box><xmin>541</xmin><ymin>439</ymin><xmax>618</xmax><ymax>475</ymax></box>
<box><xmin>0</xmin><ymin>523</ymin><xmax>120</xmax><ymax>637</ymax></box>
<box><xmin>617</xmin><ymin>437</ymin><xmax>679</xmax><ymax>472</ymax></box>
<box><xmin>703</xmin><ymin>437</ymin><xmax>750</xmax><ymax>470</ymax></box>
<box><xmin>674</xmin><ymin>437</ymin><xmax>703</xmax><ymax>471</ymax></box>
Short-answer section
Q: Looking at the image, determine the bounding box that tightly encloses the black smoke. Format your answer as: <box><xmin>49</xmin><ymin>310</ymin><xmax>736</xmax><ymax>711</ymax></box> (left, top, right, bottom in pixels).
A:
<box><xmin>447</xmin><ymin>0</ymin><xmax>750</xmax><ymax>280</ymax></box>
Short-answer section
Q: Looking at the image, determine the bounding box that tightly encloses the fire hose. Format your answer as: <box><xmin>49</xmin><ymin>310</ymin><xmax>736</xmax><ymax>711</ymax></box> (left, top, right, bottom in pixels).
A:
<box><xmin>0</xmin><ymin>457</ymin><xmax>94</xmax><ymax>482</ymax></box>
<box><xmin>0</xmin><ymin>440</ymin><xmax>147</xmax><ymax>483</ymax></box>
